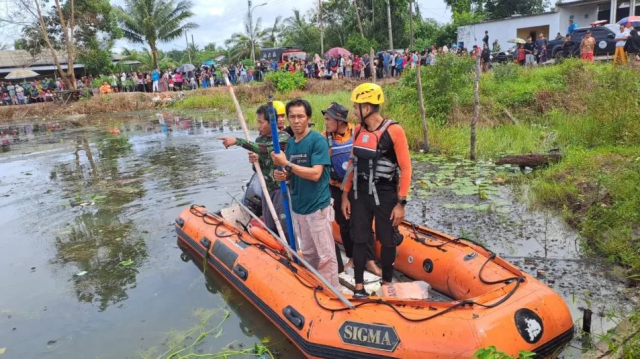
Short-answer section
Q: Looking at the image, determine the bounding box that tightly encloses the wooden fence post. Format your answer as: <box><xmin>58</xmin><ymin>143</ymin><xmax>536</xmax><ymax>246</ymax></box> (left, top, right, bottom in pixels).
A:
<box><xmin>416</xmin><ymin>62</ymin><xmax>428</xmax><ymax>152</ymax></box>
<box><xmin>470</xmin><ymin>53</ymin><xmax>481</xmax><ymax>160</ymax></box>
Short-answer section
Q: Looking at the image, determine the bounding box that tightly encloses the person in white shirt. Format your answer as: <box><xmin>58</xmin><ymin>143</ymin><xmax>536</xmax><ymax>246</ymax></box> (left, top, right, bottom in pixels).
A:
<box><xmin>338</xmin><ymin>55</ymin><xmax>345</xmax><ymax>79</ymax></box>
<box><xmin>614</xmin><ymin>24</ymin><xmax>632</xmax><ymax>65</ymax></box>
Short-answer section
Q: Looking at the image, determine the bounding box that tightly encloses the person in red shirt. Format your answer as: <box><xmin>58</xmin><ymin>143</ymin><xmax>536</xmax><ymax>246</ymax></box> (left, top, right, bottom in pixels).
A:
<box><xmin>341</xmin><ymin>83</ymin><xmax>412</xmax><ymax>298</ymax></box>
<box><xmin>517</xmin><ymin>43</ymin><xmax>526</xmax><ymax>66</ymax></box>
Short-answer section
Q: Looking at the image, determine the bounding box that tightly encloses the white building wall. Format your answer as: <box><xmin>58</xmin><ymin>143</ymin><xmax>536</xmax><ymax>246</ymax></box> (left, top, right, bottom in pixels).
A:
<box><xmin>457</xmin><ymin>12</ymin><xmax>560</xmax><ymax>52</ymax></box>
<box><xmin>557</xmin><ymin>4</ymin><xmax>602</xmax><ymax>34</ymax></box>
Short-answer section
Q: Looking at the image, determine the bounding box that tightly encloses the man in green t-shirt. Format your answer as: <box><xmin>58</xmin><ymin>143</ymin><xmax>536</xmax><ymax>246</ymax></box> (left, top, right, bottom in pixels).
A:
<box><xmin>219</xmin><ymin>105</ymin><xmax>291</xmax><ymax>233</ymax></box>
<box><xmin>271</xmin><ymin>98</ymin><xmax>339</xmax><ymax>288</ymax></box>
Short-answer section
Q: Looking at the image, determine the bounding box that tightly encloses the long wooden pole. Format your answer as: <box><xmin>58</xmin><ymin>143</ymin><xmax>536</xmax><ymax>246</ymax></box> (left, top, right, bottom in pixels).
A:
<box><xmin>232</xmin><ymin>196</ymin><xmax>356</xmax><ymax>309</ymax></box>
<box><xmin>223</xmin><ymin>75</ymin><xmax>287</xmax><ymax>242</ymax></box>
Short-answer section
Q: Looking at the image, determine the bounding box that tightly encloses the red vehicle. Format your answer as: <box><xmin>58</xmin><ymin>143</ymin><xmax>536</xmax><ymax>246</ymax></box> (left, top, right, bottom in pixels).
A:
<box><xmin>260</xmin><ymin>46</ymin><xmax>307</xmax><ymax>62</ymax></box>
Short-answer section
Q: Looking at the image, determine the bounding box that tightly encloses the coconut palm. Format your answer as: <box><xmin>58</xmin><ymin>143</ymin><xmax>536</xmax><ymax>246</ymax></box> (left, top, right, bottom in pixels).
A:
<box><xmin>225</xmin><ymin>17</ymin><xmax>269</xmax><ymax>62</ymax></box>
<box><xmin>121</xmin><ymin>47</ymin><xmax>177</xmax><ymax>71</ymax></box>
<box><xmin>116</xmin><ymin>0</ymin><xmax>198</xmax><ymax>69</ymax></box>
<box><xmin>282</xmin><ymin>9</ymin><xmax>321</xmax><ymax>54</ymax></box>
<box><xmin>263</xmin><ymin>16</ymin><xmax>285</xmax><ymax>48</ymax></box>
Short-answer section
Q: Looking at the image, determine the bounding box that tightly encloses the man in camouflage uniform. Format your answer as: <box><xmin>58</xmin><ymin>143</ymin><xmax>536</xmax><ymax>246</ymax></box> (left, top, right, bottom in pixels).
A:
<box><xmin>219</xmin><ymin>104</ymin><xmax>291</xmax><ymax>233</ymax></box>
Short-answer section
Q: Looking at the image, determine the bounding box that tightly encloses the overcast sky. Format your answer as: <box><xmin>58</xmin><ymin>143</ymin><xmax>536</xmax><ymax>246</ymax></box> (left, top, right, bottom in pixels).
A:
<box><xmin>0</xmin><ymin>0</ymin><xmax>451</xmax><ymax>52</ymax></box>
<box><xmin>114</xmin><ymin>0</ymin><xmax>452</xmax><ymax>52</ymax></box>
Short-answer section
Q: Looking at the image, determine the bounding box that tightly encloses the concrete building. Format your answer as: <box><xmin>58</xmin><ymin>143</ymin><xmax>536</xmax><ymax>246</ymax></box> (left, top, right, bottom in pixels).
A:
<box><xmin>457</xmin><ymin>0</ymin><xmax>639</xmax><ymax>51</ymax></box>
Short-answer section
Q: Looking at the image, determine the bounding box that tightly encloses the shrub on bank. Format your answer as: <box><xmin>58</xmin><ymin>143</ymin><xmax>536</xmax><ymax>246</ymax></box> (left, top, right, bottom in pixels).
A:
<box><xmin>265</xmin><ymin>71</ymin><xmax>307</xmax><ymax>93</ymax></box>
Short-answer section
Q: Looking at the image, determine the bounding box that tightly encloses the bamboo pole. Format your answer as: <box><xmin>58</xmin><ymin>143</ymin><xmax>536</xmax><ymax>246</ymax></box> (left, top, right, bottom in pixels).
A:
<box><xmin>223</xmin><ymin>75</ymin><xmax>287</xmax><ymax>242</ymax></box>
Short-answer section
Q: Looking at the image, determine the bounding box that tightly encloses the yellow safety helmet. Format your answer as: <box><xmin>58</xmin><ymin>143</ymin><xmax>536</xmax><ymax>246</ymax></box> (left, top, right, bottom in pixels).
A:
<box><xmin>350</xmin><ymin>83</ymin><xmax>384</xmax><ymax>105</ymax></box>
<box><xmin>273</xmin><ymin>101</ymin><xmax>286</xmax><ymax>116</ymax></box>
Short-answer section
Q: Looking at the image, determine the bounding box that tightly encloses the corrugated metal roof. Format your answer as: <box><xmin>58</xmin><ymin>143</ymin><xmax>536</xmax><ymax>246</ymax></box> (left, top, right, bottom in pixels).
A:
<box><xmin>557</xmin><ymin>0</ymin><xmax>609</xmax><ymax>7</ymax></box>
<box><xmin>0</xmin><ymin>64</ymin><xmax>85</xmax><ymax>74</ymax></box>
<box><xmin>0</xmin><ymin>50</ymin><xmax>128</xmax><ymax>69</ymax></box>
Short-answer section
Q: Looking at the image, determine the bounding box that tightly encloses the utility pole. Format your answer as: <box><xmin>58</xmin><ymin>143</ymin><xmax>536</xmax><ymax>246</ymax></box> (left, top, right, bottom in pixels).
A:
<box><xmin>191</xmin><ymin>34</ymin><xmax>196</xmax><ymax>64</ymax></box>
<box><xmin>386</xmin><ymin>0</ymin><xmax>393</xmax><ymax>50</ymax></box>
<box><xmin>248</xmin><ymin>0</ymin><xmax>255</xmax><ymax>63</ymax></box>
<box><xmin>185</xmin><ymin>31</ymin><xmax>192</xmax><ymax>63</ymax></box>
<box><xmin>409</xmin><ymin>0</ymin><xmax>414</xmax><ymax>49</ymax></box>
<box><xmin>319</xmin><ymin>0</ymin><xmax>324</xmax><ymax>54</ymax></box>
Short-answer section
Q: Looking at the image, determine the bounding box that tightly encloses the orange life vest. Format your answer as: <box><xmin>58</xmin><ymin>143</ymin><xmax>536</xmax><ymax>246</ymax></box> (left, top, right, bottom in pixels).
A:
<box><xmin>345</xmin><ymin>120</ymin><xmax>398</xmax><ymax>205</ymax></box>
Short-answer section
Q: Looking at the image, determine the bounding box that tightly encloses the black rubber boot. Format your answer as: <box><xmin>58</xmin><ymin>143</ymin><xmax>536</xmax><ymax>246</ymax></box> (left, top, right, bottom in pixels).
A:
<box><xmin>353</xmin><ymin>288</ymin><xmax>369</xmax><ymax>299</ymax></box>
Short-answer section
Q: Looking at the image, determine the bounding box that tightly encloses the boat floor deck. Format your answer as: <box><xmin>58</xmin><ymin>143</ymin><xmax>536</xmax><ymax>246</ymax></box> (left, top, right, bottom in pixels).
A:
<box><xmin>336</xmin><ymin>244</ymin><xmax>454</xmax><ymax>302</ymax></box>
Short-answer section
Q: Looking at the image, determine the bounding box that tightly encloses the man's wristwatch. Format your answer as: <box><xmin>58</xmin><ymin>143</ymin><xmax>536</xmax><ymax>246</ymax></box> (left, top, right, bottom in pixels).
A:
<box><xmin>284</xmin><ymin>162</ymin><xmax>293</xmax><ymax>173</ymax></box>
<box><xmin>397</xmin><ymin>199</ymin><xmax>408</xmax><ymax>206</ymax></box>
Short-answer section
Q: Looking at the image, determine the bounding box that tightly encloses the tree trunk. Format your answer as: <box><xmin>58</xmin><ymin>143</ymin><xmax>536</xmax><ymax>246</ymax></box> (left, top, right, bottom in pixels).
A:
<box><xmin>319</xmin><ymin>0</ymin><xmax>324</xmax><ymax>54</ymax></box>
<box><xmin>354</xmin><ymin>0</ymin><xmax>364</xmax><ymax>38</ymax></box>
<box><xmin>386</xmin><ymin>0</ymin><xmax>393</xmax><ymax>50</ymax></box>
<box><xmin>151</xmin><ymin>43</ymin><xmax>159</xmax><ymax>70</ymax></box>
<box><xmin>370</xmin><ymin>47</ymin><xmax>375</xmax><ymax>81</ymax></box>
<box><xmin>470</xmin><ymin>54</ymin><xmax>481</xmax><ymax>160</ymax></box>
<box><xmin>32</xmin><ymin>0</ymin><xmax>77</xmax><ymax>90</ymax></box>
<box><xmin>416</xmin><ymin>62</ymin><xmax>428</xmax><ymax>151</ymax></box>
<box><xmin>409</xmin><ymin>0</ymin><xmax>414</xmax><ymax>49</ymax></box>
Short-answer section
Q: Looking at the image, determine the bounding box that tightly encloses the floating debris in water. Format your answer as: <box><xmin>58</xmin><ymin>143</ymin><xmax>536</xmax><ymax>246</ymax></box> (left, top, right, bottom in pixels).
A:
<box><xmin>69</xmin><ymin>200</ymin><xmax>94</xmax><ymax>207</ymax></box>
<box><xmin>75</xmin><ymin>271</ymin><xmax>88</xmax><ymax>277</ymax></box>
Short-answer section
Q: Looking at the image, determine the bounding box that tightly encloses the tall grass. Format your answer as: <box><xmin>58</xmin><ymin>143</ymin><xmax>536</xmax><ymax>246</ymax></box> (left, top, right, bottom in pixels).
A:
<box><xmin>171</xmin><ymin>92</ymin><xmax>236</xmax><ymax>113</ymax></box>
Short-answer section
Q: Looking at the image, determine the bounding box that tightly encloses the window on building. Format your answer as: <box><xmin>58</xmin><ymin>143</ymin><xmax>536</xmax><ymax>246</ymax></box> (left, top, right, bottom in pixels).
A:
<box><xmin>598</xmin><ymin>3</ymin><xmax>611</xmax><ymax>22</ymax></box>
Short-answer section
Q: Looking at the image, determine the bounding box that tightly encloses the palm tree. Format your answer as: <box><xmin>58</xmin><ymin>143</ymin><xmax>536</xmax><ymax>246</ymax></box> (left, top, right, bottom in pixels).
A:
<box><xmin>282</xmin><ymin>9</ymin><xmax>320</xmax><ymax>54</ymax></box>
<box><xmin>224</xmin><ymin>17</ymin><xmax>269</xmax><ymax>62</ymax></box>
<box><xmin>263</xmin><ymin>16</ymin><xmax>285</xmax><ymax>48</ymax></box>
<box><xmin>121</xmin><ymin>47</ymin><xmax>177</xmax><ymax>71</ymax></box>
<box><xmin>116</xmin><ymin>0</ymin><xmax>198</xmax><ymax>69</ymax></box>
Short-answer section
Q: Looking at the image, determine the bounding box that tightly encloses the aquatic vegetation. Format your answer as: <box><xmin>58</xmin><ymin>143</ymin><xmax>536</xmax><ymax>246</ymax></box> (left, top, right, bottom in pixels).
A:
<box><xmin>474</xmin><ymin>346</ymin><xmax>534</xmax><ymax>359</ymax></box>
<box><xmin>411</xmin><ymin>153</ymin><xmax>513</xmax><ymax>212</ymax></box>
<box><xmin>139</xmin><ymin>307</ymin><xmax>274</xmax><ymax>359</ymax></box>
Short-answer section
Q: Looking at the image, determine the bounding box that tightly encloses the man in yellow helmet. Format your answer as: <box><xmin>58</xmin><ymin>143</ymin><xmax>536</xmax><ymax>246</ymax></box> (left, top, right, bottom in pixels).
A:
<box><xmin>341</xmin><ymin>83</ymin><xmax>412</xmax><ymax>298</ymax></box>
<box><xmin>274</xmin><ymin>100</ymin><xmax>296</xmax><ymax>137</ymax></box>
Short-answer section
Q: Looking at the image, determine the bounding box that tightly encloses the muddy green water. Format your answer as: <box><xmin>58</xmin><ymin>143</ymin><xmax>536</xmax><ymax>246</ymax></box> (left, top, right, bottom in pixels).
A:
<box><xmin>0</xmin><ymin>111</ymin><xmax>636</xmax><ymax>358</ymax></box>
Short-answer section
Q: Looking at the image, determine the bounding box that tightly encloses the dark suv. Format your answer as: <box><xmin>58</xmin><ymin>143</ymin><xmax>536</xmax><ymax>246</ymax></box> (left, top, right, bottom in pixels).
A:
<box><xmin>548</xmin><ymin>25</ymin><xmax>628</xmax><ymax>60</ymax></box>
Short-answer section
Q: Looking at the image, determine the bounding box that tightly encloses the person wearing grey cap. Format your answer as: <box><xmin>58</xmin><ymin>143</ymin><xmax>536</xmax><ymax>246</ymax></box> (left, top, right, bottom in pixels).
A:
<box><xmin>322</xmin><ymin>103</ymin><xmax>381</xmax><ymax>276</ymax></box>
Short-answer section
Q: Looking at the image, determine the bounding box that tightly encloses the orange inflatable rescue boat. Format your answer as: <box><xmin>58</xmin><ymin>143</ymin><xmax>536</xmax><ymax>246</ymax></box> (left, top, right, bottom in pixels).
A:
<box><xmin>176</xmin><ymin>204</ymin><xmax>574</xmax><ymax>358</ymax></box>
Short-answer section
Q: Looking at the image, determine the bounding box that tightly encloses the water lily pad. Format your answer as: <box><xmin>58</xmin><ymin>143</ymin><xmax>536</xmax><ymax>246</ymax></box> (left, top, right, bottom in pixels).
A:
<box><xmin>119</xmin><ymin>259</ymin><xmax>135</xmax><ymax>266</ymax></box>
